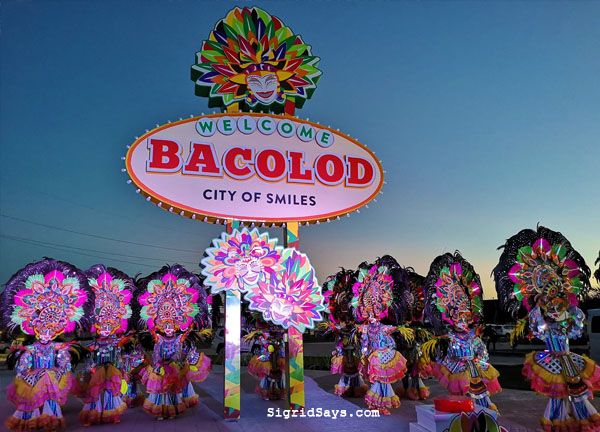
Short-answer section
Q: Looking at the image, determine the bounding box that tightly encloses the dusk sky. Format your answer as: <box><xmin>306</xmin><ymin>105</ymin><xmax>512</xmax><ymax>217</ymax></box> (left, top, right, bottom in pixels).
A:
<box><xmin>1</xmin><ymin>0</ymin><xmax>599</xmax><ymax>299</ymax></box>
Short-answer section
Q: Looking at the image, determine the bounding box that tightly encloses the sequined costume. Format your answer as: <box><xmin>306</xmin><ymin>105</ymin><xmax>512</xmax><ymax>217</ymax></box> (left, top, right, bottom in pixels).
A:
<box><xmin>247</xmin><ymin>329</ymin><xmax>286</xmax><ymax>400</ymax></box>
<box><xmin>75</xmin><ymin>336</ymin><xmax>128</xmax><ymax>425</ymax></box>
<box><xmin>384</xmin><ymin>261</ymin><xmax>432</xmax><ymax>401</ymax></box>
<box><xmin>351</xmin><ymin>264</ymin><xmax>408</xmax><ymax>414</ymax></box>
<box><xmin>0</xmin><ymin>258</ymin><xmax>91</xmax><ymax>431</ymax></box>
<box><xmin>121</xmin><ymin>341</ymin><xmax>146</xmax><ymax>407</ymax></box>
<box><xmin>431</xmin><ymin>329</ymin><xmax>501</xmax><ymax>404</ymax></box>
<box><xmin>358</xmin><ymin>322</ymin><xmax>407</xmax><ymax>412</ymax></box>
<box><xmin>140</xmin><ymin>332</ymin><xmax>211</xmax><ymax>416</ymax></box>
<box><xmin>494</xmin><ymin>226</ymin><xmax>600</xmax><ymax>432</ymax></box>
<box><xmin>397</xmin><ymin>327</ymin><xmax>433</xmax><ymax>401</ymax></box>
<box><xmin>75</xmin><ymin>265</ymin><xmax>133</xmax><ymax>425</ymax></box>
<box><xmin>424</xmin><ymin>252</ymin><xmax>501</xmax><ymax>411</ymax></box>
<box><xmin>9</xmin><ymin>342</ymin><xmax>75</xmax><ymax>431</ymax></box>
<box><xmin>136</xmin><ymin>265</ymin><xmax>211</xmax><ymax>420</ymax></box>
<box><xmin>322</xmin><ymin>269</ymin><xmax>367</xmax><ymax>398</ymax></box>
<box><xmin>331</xmin><ymin>326</ymin><xmax>367</xmax><ymax>397</ymax></box>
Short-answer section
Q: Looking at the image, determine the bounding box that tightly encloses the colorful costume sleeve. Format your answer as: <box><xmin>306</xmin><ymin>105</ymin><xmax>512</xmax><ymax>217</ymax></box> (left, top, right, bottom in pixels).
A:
<box><xmin>15</xmin><ymin>350</ymin><xmax>33</xmax><ymax>378</ymax></box>
<box><xmin>185</xmin><ymin>346</ymin><xmax>211</xmax><ymax>383</ymax></box>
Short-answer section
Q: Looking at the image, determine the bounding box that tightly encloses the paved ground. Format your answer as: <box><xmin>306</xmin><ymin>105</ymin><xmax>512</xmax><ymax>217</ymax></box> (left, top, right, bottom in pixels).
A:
<box><xmin>3</xmin><ymin>366</ymin><xmax>597</xmax><ymax>432</ymax></box>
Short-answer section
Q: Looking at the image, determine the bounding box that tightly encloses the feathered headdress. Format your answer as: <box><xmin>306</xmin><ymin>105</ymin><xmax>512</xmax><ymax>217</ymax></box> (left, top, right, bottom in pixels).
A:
<box><xmin>424</xmin><ymin>252</ymin><xmax>484</xmax><ymax>333</ymax></box>
<box><xmin>493</xmin><ymin>225</ymin><xmax>591</xmax><ymax>318</ymax></box>
<box><xmin>375</xmin><ymin>255</ymin><xmax>411</xmax><ymax>325</ymax></box>
<box><xmin>406</xmin><ymin>268</ymin><xmax>427</xmax><ymax>324</ymax></box>
<box><xmin>191</xmin><ymin>6</ymin><xmax>321</xmax><ymax>112</ymax></box>
<box><xmin>323</xmin><ymin>268</ymin><xmax>356</xmax><ymax>325</ymax></box>
<box><xmin>136</xmin><ymin>264</ymin><xmax>209</xmax><ymax>333</ymax></box>
<box><xmin>85</xmin><ymin>264</ymin><xmax>133</xmax><ymax>336</ymax></box>
<box><xmin>1</xmin><ymin>258</ymin><xmax>92</xmax><ymax>339</ymax></box>
<box><xmin>351</xmin><ymin>264</ymin><xmax>394</xmax><ymax>322</ymax></box>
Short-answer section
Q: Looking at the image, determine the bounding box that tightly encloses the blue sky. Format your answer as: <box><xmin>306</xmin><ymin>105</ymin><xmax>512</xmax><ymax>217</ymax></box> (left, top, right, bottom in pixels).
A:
<box><xmin>1</xmin><ymin>0</ymin><xmax>599</xmax><ymax>298</ymax></box>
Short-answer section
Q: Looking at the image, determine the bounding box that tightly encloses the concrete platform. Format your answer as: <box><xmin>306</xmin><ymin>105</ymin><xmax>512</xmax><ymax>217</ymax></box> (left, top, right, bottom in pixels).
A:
<box><xmin>1</xmin><ymin>366</ymin><xmax>597</xmax><ymax>432</ymax></box>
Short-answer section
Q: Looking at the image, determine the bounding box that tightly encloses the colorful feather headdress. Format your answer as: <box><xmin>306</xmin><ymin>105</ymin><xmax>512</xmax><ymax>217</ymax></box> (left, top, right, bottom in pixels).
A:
<box><xmin>86</xmin><ymin>264</ymin><xmax>133</xmax><ymax>335</ymax></box>
<box><xmin>424</xmin><ymin>252</ymin><xmax>483</xmax><ymax>332</ymax></box>
<box><xmin>351</xmin><ymin>264</ymin><xmax>394</xmax><ymax>322</ymax></box>
<box><xmin>1</xmin><ymin>258</ymin><xmax>91</xmax><ymax>339</ymax></box>
<box><xmin>191</xmin><ymin>6</ymin><xmax>321</xmax><ymax>112</ymax></box>
<box><xmin>493</xmin><ymin>225</ymin><xmax>591</xmax><ymax>318</ymax></box>
<box><xmin>375</xmin><ymin>255</ymin><xmax>412</xmax><ymax>325</ymax></box>
<box><xmin>406</xmin><ymin>268</ymin><xmax>426</xmax><ymax>324</ymax></box>
<box><xmin>137</xmin><ymin>264</ymin><xmax>209</xmax><ymax>333</ymax></box>
<box><xmin>323</xmin><ymin>268</ymin><xmax>356</xmax><ymax>325</ymax></box>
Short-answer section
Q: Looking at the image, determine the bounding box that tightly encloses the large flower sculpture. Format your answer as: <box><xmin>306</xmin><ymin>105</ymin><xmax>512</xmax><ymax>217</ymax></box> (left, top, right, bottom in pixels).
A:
<box><xmin>87</xmin><ymin>266</ymin><xmax>133</xmax><ymax>335</ymax></box>
<box><xmin>201</xmin><ymin>228</ymin><xmax>282</xmax><ymax>294</ymax></box>
<box><xmin>11</xmin><ymin>269</ymin><xmax>87</xmax><ymax>337</ymax></box>
<box><xmin>244</xmin><ymin>248</ymin><xmax>325</xmax><ymax>332</ymax></box>
<box><xmin>508</xmin><ymin>238</ymin><xmax>583</xmax><ymax>310</ymax></box>
<box><xmin>435</xmin><ymin>262</ymin><xmax>483</xmax><ymax>329</ymax></box>
<box><xmin>191</xmin><ymin>6</ymin><xmax>321</xmax><ymax>112</ymax></box>
<box><xmin>351</xmin><ymin>265</ymin><xmax>394</xmax><ymax>322</ymax></box>
<box><xmin>139</xmin><ymin>273</ymin><xmax>199</xmax><ymax>332</ymax></box>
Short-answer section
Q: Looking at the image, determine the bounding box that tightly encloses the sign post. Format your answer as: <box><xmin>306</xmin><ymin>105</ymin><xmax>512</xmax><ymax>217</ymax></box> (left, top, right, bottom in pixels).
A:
<box><xmin>223</xmin><ymin>219</ymin><xmax>241</xmax><ymax>420</ymax></box>
<box><xmin>284</xmin><ymin>222</ymin><xmax>304</xmax><ymax>411</ymax></box>
<box><xmin>123</xmin><ymin>6</ymin><xmax>384</xmax><ymax>420</ymax></box>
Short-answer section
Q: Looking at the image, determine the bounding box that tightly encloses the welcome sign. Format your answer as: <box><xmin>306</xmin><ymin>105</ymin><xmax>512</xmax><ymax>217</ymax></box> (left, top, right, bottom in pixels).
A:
<box><xmin>125</xmin><ymin>113</ymin><xmax>383</xmax><ymax>224</ymax></box>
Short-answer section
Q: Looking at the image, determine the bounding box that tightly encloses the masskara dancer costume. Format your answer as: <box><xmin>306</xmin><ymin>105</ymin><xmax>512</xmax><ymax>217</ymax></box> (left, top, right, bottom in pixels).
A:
<box><xmin>75</xmin><ymin>264</ymin><xmax>134</xmax><ymax>426</ymax></box>
<box><xmin>136</xmin><ymin>265</ymin><xmax>212</xmax><ymax>420</ymax></box>
<box><xmin>322</xmin><ymin>268</ymin><xmax>367</xmax><ymax>398</ymax></box>
<box><xmin>120</xmin><ymin>337</ymin><xmax>146</xmax><ymax>407</ymax></box>
<box><xmin>494</xmin><ymin>226</ymin><xmax>600</xmax><ymax>432</ymax></box>
<box><xmin>424</xmin><ymin>252</ymin><xmax>501</xmax><ymax>411</ymax></box>
<box><xmin>246</xmin><ymin>325</ymin><xmax>286</xmax><ymax>400</ymax></box>
<box><xmin>396</xmin><ymin>267</ymin><xmax>433</xmax><ymax>401</ymax></box>
<box><xmin>1</xmin><ymin>258</ymin><xmax>92</xmax><ymax>431</ymax></box>
<box><xmin>351</xmin><ymin>264</ymin><xmax>408</xmax><ymax>415</ymax></box>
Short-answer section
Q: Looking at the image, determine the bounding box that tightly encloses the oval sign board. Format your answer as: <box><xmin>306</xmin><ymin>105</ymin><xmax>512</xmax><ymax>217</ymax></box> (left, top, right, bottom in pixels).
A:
<box><xmin>125</xmin><ymin>113</ymin><xmax>383</xmax><ymax>225</ymax></box>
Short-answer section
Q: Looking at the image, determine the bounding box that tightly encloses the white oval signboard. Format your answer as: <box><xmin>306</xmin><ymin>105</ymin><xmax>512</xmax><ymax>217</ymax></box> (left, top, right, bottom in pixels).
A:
<box><xmin>125</xmin><ymin>113</ymin><xmax>383</xmax><ymax>224</ymax></box>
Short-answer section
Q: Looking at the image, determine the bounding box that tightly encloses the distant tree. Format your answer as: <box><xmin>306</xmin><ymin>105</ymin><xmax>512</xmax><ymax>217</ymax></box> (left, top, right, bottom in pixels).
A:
<box><xmin>595</xmin><ymin>251</ymin><xmax>600</xmax><ymax>286</ymax></box>
<box><xmin>579</xmin><ymin>253</ymin><xmax>600</xmax><ymax>312</ymax></box>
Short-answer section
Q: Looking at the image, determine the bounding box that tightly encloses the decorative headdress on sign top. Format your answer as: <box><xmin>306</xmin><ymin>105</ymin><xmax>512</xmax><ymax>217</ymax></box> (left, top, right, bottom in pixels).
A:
<box><xmin>323</xmin><ymin>268</ymin><xmax>356</xmax><ymax>325</ymax></box>
<box><xmin>1</xmin><ymin>258</ymin><xmax>91</xmax><ymax>340</ymax></box>
<box><xmin>244</xmin><ymin>248</ymin><xmax>325</xmax><ymax>332</ymax></box>
<box><xmin>191</xmin><ymin>6</ymin><xmax>321</xmax><ymax>112</ymax></box>
<box><xmin>424</xmin><ymin>252</ymin><xmax>483</xmax><ymax>333</ymax></box>
<box><xmin>137</xmin><ymin>264</ymin><xmax>208</xmax><ymax>333</ymax></box>
<box><xmin>493</xmin><ymin>225</ymin><xmax>590</xmax><ymax>320</ymax></box>
<box><xmin>201</xmin><ymin>228</ymin><xmax>281</xmax><ymax>293</ymax></box>
<box><xmin>351</xmin><ymin>264</ymin><xmax>394</xmax><ymax>323</ymax></box>
<box><xmin>86</xmin><ymin>264</ymin><xmax>133</xmax><ymax>336</ymax></box>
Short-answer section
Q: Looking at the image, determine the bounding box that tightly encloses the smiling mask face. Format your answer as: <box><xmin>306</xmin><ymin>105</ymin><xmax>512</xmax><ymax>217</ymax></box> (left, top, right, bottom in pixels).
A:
<box><xmin>246</xmin><ymin>72</ymin><xmax>279</xmax><ymax>104</ymax></box>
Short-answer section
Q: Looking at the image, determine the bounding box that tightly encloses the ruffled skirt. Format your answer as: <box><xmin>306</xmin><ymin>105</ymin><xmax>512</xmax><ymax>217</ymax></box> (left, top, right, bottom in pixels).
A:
<box><xmin>6</xmin><ymin>370</ymin><xmax>73</xmax><ymax>431</ymax></box>
<box><xmin>365</xmin><ymin>348</ymin><xmax>407</xmax><ymax>384</ymax></box>
<box><xmin>522</xmin><ymin>352</ymin><xmax>600</xmax><ymax>398</ymax></box>
<box><xmin>74</xmin><ymin>364</ymin><xmax>127</xmax><ymax>425</ymax></box>
<box><xmin>248</xmin><ymin>356</ymin><xmax>271</xmax><ymax>379</ymax></box>
<box><xmin>140</xmin><ymin>363</ymin><xmax>186</xmax><ymax>418</ymax></box>
<box><xmin>431</xmin><ymin>362</ymin><xmax>501</xmax><ymax>396</ymax></box>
